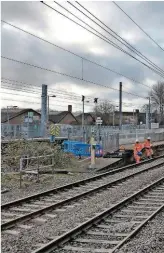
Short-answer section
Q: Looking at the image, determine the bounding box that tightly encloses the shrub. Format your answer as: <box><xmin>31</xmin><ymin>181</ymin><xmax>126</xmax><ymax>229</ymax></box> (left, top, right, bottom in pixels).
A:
<box><xmin>2</xmin><ymin>140</ymin><xmax>72</xmax><ymax>171</ymax></box>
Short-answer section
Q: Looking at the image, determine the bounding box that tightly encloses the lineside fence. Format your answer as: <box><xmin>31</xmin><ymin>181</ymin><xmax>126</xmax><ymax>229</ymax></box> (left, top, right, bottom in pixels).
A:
<box><xmin>2</xmin><ymin>123</ymin><xmax>164</xmax><ymax>139</ymax></box>
<box><xmin>2</xmin><ymin>123</ymin><xmax>164</xmax><ymax>151</ymax></box>
<box><xmin>19</xmin><ymin>154</ymin><xmax>55</xmax><ymax>187</ymax></box>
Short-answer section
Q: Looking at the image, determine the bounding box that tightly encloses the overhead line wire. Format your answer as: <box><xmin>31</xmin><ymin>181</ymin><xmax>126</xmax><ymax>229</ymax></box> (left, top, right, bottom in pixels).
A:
<box><xmin>1</xmin><ymin>55</ymin><xmax>147</xmax><ymax>98</ymax></box>
<box><xmin>1</xmin><ymin>77</ymin><xmax>142</xmax><ymax>100</ymax></box>
<box><xmin>40</xmin><ymin>1</ymin><xmax>164</xmax><ymax>78</ymax></box>
<box><xmin>112</xmin><ymin>1</ymin><xmax>164</xmax><ymax>52</ymax></box>
<box><xmin>1</xmin><ymin>91</ymin><xmax>92</xmax><ymax>107</ymax></box>
<box><xmin>1</xmin><ymin>83</ymin><xmax>128</xmax><ymax>106</ymax></box>
<box><xmin>1</xmin><ymin>80</ymin><xmax>143</xmax><ymax>106</ymax></box>
<box><xmin>68</xmin><ymin>1</ymin><xmax>164</xmax><ymax>75</ymax></box>
<box><xmin>1</xmin><ymin>20</ymin><xmax>153</xmax><ymax>89</ymax></box>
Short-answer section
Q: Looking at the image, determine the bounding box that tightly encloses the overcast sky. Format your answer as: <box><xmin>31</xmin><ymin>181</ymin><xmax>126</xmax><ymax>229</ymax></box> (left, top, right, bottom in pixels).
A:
<box><xmin>1</xmin><ymin>1</ymin><xmax>164</xmax><ymax>112</ymax></box>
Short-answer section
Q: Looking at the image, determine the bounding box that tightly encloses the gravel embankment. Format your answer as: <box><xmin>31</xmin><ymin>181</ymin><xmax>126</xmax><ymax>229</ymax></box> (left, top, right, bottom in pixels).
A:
<box><xmin>1</xmin><ymin>172</ymin><xmax>95</xmax><ymax>204</ymax></box>
<box><xmin>1</xmin><ymin>165</ymin><xmax>164</xmax><ymax>253</ymax></box>
<box><xmin>2</xmin><ymin>158</ymin><xmax>164</xmax><ymax>205</ymax></box>
<box><xmin>116</xmin><ymin>209</ymin><xmax>164</xmax><ymax>253</ymax></box>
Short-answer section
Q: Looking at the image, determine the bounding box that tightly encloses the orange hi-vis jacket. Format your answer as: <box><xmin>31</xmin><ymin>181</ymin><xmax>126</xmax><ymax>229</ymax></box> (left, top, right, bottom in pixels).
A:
<box><xmin>134</xmin><ymin>143</ymin><xmax>143</xmax><ymax>153</ymax></box>
<box><xmin>144</xmin><ymin>140</ymin><xmax>152</xmax><ymax>149</ymax></box>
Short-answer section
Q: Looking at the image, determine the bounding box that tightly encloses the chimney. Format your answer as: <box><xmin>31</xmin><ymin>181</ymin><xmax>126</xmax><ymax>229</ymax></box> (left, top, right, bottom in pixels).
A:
<box><xmin>68</xmin><ymin>105</ymin><xmax>72</xmax><ymax>113</ymax></box>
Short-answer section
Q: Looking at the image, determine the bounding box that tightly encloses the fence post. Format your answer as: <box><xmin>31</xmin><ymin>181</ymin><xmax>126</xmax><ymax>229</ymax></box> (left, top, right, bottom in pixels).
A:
<box><xmin>20</xmin><ymin>158</ymin><xmax>23</xmax><ymax>188</ymax></box>
<box><xmin>27</xmin><ymin>155</ymin><xmax>29</xmax><ymax>169</ymax></box>
<box><xmin>52</xmin><ymin>154</ymin><xmax>55</xmax><ymax>174</ymax></box>
<box><xmin>37</xmin><ymin>155</ymin><xmax>40</xmax><ymax>182</ymax></box>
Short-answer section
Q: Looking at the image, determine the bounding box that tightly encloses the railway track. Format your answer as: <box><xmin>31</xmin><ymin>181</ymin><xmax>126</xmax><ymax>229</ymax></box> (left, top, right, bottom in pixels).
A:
<box><xmin>32</xmin><ymin>177</ymin><xmax>164</xmax><ymax>253</ymax></box>
<box><xmin>1</xmin><ymin>156</ymin><xmax>164</xmax><ymax>231</ymax></box>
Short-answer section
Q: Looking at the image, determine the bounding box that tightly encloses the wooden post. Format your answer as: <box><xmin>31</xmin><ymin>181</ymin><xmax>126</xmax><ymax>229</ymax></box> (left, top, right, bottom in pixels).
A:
<box><xmin>90</xmin><ymin>136</ymin><xmax>96</xmax><ymax>169</ymax></box>
<box><xmin>27</xmin><ymin>155</ymin><xmax>29</xmax><ymax>169</ymax></box>
<box><xmin>19</xmin><ymin>158</ymin><xmax>23</xmax><ymax>188</ymax></box>
<box><xmin>37</xmin><ymin>155</ymin><xmax>40</xmax><ymax>182</ymax></box>
<box><xmin>52</xmin><ymin>154</ymin><xmax>55</xmax><ymax>174</ymax></box>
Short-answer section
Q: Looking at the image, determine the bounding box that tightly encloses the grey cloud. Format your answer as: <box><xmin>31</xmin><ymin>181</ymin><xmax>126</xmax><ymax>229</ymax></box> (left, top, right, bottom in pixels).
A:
<box><xmin>1</xmin><ymin>1</ymin><xmax>164</xmax><ymax>111</ymax></box>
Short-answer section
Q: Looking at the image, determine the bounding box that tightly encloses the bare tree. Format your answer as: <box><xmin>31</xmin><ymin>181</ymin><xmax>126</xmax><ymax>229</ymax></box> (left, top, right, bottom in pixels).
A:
<box><xmin>93</xmin><ymin>101</ymin><xmax>114</xmax><ymax>125</ymax></box>
<box><xmin>150</xmin><ymin>81</ymin><xmax>164</xmax><ymax>124</ymax></box>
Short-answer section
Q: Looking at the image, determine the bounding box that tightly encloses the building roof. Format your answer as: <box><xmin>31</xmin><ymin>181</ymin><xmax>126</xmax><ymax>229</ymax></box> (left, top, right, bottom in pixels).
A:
<box><xmin>49</xmin><ymin>111</ymin><xmax>79</xmax><ymax>124</ymax></box>
<box><xmin>1</xmin><ymin>108</ymin><xmax>79</xmax><ymax>125</ymax></box>
<box><xmin>1</xmin><ymin>108</ymin><xmax>41</xmax><ymax>123</ymax></box>
<box><xmin>76</xmin><ymin>113</ymin><xmax>95</xmax><ymax>120</ymax></box>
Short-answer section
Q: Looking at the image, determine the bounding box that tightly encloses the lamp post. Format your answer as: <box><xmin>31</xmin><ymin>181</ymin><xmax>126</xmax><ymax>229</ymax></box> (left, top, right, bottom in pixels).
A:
<box><xmin>146</xmin><ymin>96</ymin><xmax>152</xmax><ymax>129</ymax></box>
<box><xmin>112</xmin><ymin>105</ymin><xmax>119</xmax><ymax>127</ymax></box>
<box><xmin>133</xmin><ymin>109</ymin><xmax>135</xmax><ymax>123</ymax></box>
<box><xmin>47</xmin><ymin>95</ymin><xmax>56</xmax><ymax>123</ymax></box>
<box><xmin>82</xmin><ymin>99</ymin><xmax>89</xmax><ymax>143</ymax></box>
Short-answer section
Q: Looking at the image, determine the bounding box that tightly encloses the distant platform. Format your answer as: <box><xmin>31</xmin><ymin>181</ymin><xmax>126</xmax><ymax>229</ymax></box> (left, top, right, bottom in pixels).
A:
<box><xmin>94</xmin><ymin>158</ymin><xmax>122</xmax><ymax>172</ymax></box>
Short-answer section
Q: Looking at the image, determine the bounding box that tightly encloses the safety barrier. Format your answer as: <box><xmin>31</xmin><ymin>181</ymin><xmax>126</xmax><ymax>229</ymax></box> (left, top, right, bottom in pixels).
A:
<box><xmin>63</xmin><ymin>141</ymin><xmax>103</xmax><ymax>157</ymax></box>
<box><xmin>63</xmin><ymin>141</ymin><xmax>81</xmax><ymax>154</ymax></box>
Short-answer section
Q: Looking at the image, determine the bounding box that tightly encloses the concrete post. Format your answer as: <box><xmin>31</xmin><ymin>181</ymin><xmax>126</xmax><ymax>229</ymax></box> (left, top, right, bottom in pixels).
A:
<box><xmin>149</xmin><ymin>97</ymin><xmax>151</xmax><ymax>129</ymax></box>
<box><xmin>90</xmin><ymin>136</ymin><xmax>96</xmax><ymax>169</ymax></box>
<box><xmin>82</xmin><ymin>96</ymin><xmax>85</xmax><ymax>142</ymax></box>
<box><xmin>119</xmin><ymin>82</ymin><xmax>122</xmax><ymax>130</ymax></box>
<box><xmin>41</xmin><ymin>84</ymin><xmax>47</xmax><ymax>137</ymax></box>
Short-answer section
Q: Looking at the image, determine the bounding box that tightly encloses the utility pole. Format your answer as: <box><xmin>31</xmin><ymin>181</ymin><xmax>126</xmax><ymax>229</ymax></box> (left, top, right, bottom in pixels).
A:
<box><xmin>119</xmin><ymin>82</ymin><xmax>122</xmax><ymax>130</ymax></box>
<box><xmin>112</xmin><ymin>105</ymin><xmax>115</xmax><ymax>126</ymax></box>
<box><xmin>90</xmin><ymin>131</ymin><xmax>96</xmax><ymax>169</ymax></box>
<box><xmin>82</xmin><ymin>95</ymin><xmax>85</xmax><ymax>142</ymax></box>
<box><xmin>94</xmin><ymin>98</ymin><xmax>98</xmax><ymax>141</ymax></box>
<box><xmin>47</xmin><ymin>95</ymin><xmax>56</xmax><ymax>123</ymax></box>
<box><xmin>47</xmin><ymin>95</ymin><xmax>49</xmax><ymax>124</ymax></box>
<box><xmin>148</xmin><ymin>96</ymin><xmax>151</xmax><ymax>129</ymax></box>
<box><xmin>41</xmin><ymin>84</ymin><xmax>47</xmax><ymax>137</ymax></box>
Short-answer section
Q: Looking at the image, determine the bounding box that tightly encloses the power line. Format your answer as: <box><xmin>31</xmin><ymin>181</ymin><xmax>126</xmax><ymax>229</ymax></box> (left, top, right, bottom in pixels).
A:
<box><xmin>2</xmin><ymin>56</ymin><xmax>147</xmax><ymax>99</ymax></box>
<box><xmin>1</xmin><ymin>20</ymin><xmax>153</xmax><ymax>90</ymax></box>
<box><xmin>68</xmin><ymin>1</ymin><xmax>164</xmax><ymax>76</ymax></box>
<box><xmin>1</xmin><ymin>77</ymin><xmax>143</xmax><ymax>102</ymax></box>
<box><xmin>1</xmin><ymin>79</ymin><xmax>144</xmax><ymax>106</ymax></box>
<box><xmin>113</xmin><ymin>1</ymin><xmax>164</xmax><ymax>52</ymax></box>
<box><xmin>2</xmin><ymin>96</ymin><xmax>143</xmax><ymax>109</ymax></box>
<box><xmin>1</xmin><ymin>98</ymin><xmax>84</xmax><ymax>109</ymax></box>
<box><xmin>1</xmin><ymin>88</ymin><xmax>93</xmax><ymax>107</ymax></box>
<box><xmin>1</xmin><ymin>92</ymin><xmax>92</xmax><ymax>108</ymax></box>
<box><xmin>1</xmin><ymin>77</ymin><xmax>83</xmax><ymax>100</ymax></box>
<box><xmin>40</xmin><ymin>1</ymin><xmax>164</xmax><ymax>78</ymax></box>
<box><xmin>1</xmin><ymin>82</ymin><xmax>129</xmax><ymax>107</ymax></box>
<box><xmin>1</xmin><ymin>84</ymin><xmax>92</xmax><ymax>106</ymax></box>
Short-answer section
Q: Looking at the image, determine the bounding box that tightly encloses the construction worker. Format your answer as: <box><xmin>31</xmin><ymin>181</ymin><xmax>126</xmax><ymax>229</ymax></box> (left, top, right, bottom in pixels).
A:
<box><xmin>119</xmin><ymin>145</ymin><xmax>125</xmax><ymax>152</ymax></box>
<box><xmin>144</xmin><ymin>137</ymin><xmax>153</xmax><ymax>159</ymax></box>
<box><xmin>133</xmin><ymin>139</ymin><xmax>143</xmax><ymax>164</ymax></box>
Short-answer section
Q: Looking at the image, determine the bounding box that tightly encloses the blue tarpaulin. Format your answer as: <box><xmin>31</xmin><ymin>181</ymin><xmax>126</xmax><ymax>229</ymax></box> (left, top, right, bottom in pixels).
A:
<box><xmin>63</xmin><ymin>141</ymin><xmax>103</xmax><ymax>157</ymax></box>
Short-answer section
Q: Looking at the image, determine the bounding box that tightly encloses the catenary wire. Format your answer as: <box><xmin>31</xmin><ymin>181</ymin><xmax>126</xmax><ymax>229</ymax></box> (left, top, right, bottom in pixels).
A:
<box><xmin>1</xmin><ymin>77</ymin><xmax>142</xmax><ymax>100</ymax></box>
<box><xmin>1</xmin><ymin>79</ymin><xmax>144</xmax><ymax>107</ymax></box>
<box><xmin>1</xmin><ymin>91</ymin><xmax>93</xmax><ymax>107</ymax></box>
<box><xmin>2</xmin><ymin>56</ymin><xmax>147</xmax><ymax>99</ymax></box>
<box><xmin>1</xmin><ymin>20</ymin><xmax>153</xmax><ymax>90</ymax></box>
<box><xmin>112</xmin><ymin>1</ymin><xmax>164</xmax><ymax>52</ymax></box>
<box><xmin>67</xmin><ymin>1</ymin><xmax>164</xmax><ymax>75</ymax></box>
<box><xmin>40</xmin><ymin>1</ymin><xmax>164</xmax><ymax>78</ymax></box>
<box><xmin>2</xmin><ymin>82</ymin><xmax>138</xmax><ymax>107</ymax></box>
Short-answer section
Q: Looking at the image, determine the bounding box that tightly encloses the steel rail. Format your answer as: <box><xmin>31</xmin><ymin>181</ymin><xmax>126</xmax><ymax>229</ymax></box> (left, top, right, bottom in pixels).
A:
<box><xmin>31</xmin><ymin>177</ymin><xmax>164</xmax><ymax>253</ymax></box>
<box><xmin>1</xmin><ymin>159</ymin><xmax>164</xmax><ymax>230</ymax></box>
<box><xmin>2</xmin><ymin>155</ymin><xmax>164</xmax><ymax>210</ymax></box>
<box><xmin>110</xmin><ymin>204</ymin><xmax>164</xmax><ymax>252</ymax></box>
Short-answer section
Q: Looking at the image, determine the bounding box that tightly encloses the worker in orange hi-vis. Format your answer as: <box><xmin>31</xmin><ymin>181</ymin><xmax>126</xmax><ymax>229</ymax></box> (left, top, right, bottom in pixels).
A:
<box><xmin>144</xmin><ymin>137</ymin><xmax>153</xmax><ymax>159</ymax></box>
<box><xmin>133</xmin><ymin>139</ymin><xmax>143</xmax><ymax>164</ymax></box>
